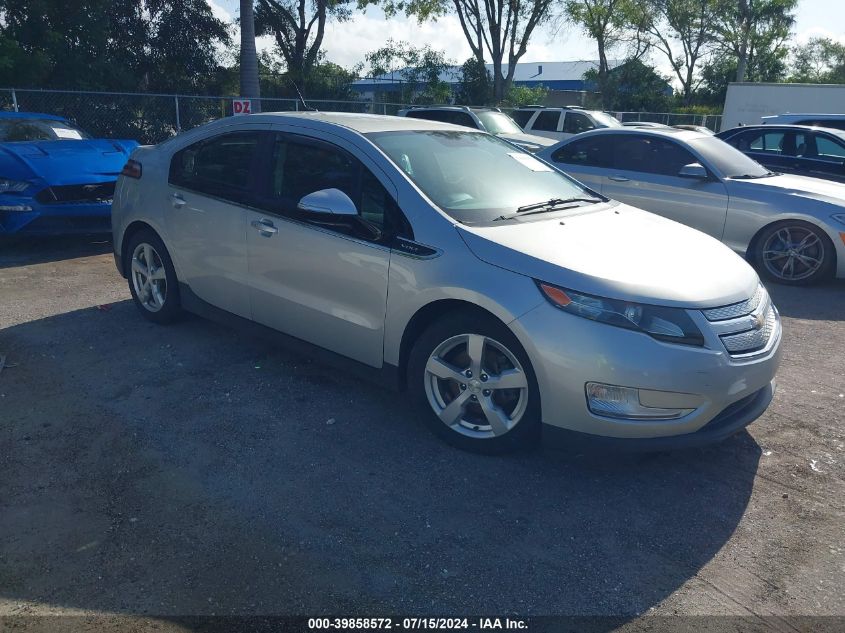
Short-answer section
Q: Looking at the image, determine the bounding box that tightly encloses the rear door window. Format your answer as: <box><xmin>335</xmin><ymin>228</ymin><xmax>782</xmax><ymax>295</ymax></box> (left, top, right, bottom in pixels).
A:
<box><xmin>169</xmin><ymin>131</ymin><xmax>262</xmax><ymax>203</ymax></box>
<box><xmin>510</xmin><ymin>110</ymin><xmax>535</xmax><ymax>128</ymax></box>
<box><xmin>531</xmin><ymin>111</ymin><xmax>561</xmax><ymax>132</ymax></box>
<box><xmin>552</xmin><ymin>136</ymin><xmax>613</xmax><ymax>167</ymax></box>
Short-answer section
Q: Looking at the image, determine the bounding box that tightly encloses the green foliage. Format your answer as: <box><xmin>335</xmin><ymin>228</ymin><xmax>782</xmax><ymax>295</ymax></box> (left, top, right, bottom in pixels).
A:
<box><xmin>501</xmin><ymin>84</ymin><xmax>549</xmax><ymax>107</ymax></box>
<box><xmin>585</xmin><ymin>59</ymin><xmax>671</xmax><ymax>111</ymax></box>
<box><xmin>696</xmin><ymin>47</ymin><xmax>787</xmax><ymax>106</ymax></box>
<box><xmin>365</xmin><ymin>39</ymin><xmax>454</xmax><ymax>104</ymax></box>
<box><xmin>0</xmin><ymin>0</ymin><xmax>230</xmax><ymax>92</ymax></box>
<box><xmin>788</xmin><ymin>38</ymin><xmax>845</xmax><ymax>84</ymax></box>
<box><xmin>455</xmin><ymin>58</ymin><xmax>492</xmax><ymax>105</ymax></box>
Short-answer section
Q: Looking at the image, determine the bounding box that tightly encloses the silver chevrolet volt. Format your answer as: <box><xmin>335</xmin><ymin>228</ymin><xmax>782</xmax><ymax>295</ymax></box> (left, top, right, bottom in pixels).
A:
<box><xmin>112</xmin><ymin>113</ymin><xmax>781</xmax><ymax>453</ymax></box>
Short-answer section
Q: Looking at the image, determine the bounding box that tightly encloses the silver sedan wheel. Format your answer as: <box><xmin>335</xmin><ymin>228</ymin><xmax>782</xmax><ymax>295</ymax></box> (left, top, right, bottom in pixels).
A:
<box><xmin>131</xmin><ymin>243</ymin><xmax>167</xmax><ymax>312</ymax></box>
<box><xmin>424</xmin><ymin>333</ymin><xmax>529</xmax><ymax>439</ymax></box>
<box><xmin>762</xmin><ymin>225</ymin><xmax>825</xmax><ymax>282</ymax></box>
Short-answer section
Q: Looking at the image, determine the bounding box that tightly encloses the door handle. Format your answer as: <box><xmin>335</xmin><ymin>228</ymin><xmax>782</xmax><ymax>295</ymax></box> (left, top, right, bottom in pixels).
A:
<box><xmin>251</xmin><ymin>218</ymin><xmax>278</xmax><ymax>237</ymax></box>
<box><xmin>608</xmin><ymin>175</ymin><xmax>630</xmax><ymax>182</ymax></box>
<box><xmin>170</xmin><ymin>192</ymin><xmax>186</xmax><ymax>208</ymax></box>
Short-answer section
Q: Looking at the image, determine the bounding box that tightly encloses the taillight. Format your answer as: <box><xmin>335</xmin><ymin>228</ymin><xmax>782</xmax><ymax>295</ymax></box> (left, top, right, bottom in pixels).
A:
<box><xmin>121</xmin><ymin>159</ymin><xmax>142</xmax><ymax>179</ymax></box>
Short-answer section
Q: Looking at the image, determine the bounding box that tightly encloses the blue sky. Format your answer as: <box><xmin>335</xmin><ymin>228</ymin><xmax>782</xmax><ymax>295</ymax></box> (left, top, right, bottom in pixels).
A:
<box><xmin>213</xmin><ymin>0</ymin><xmax>845</xmax><ymax>73</ymax></box>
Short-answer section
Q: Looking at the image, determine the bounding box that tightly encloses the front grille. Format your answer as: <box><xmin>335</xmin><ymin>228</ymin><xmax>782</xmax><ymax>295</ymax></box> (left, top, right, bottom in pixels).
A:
<box><xmin>701</xmin><ymin>284</ymin><xmax>779</xmax><ymax>357</ymax></box>
<box><xmin>702</xmin><ymin>284</ymin><xmax>764</xmax><ymax>321</ymax></box>
<box><xmin>35</xmin><ymin>182</ymin><xmax>115</xmax><ymax>204</ymax></box>
<box><xmin>720</xmin><ymin>304</ymin><xmax>778</xmax><ymax>354</ymax></box>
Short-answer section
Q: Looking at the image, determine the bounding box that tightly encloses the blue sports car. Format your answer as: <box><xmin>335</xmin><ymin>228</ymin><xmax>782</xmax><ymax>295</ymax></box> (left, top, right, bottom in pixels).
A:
<box><xmin>0</xmin><ymin>111</ymin><xmax>139</xmax><ymax>234</ymax></box>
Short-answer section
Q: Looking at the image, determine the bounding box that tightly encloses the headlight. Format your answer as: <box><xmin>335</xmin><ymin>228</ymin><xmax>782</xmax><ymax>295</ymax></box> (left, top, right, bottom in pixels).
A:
<box><xmin>832</xmin><ymin>213</ymin><xmax>845</xmax><ymax>227</ymax></box>
<box><xmin>537</xmin><ymin>282</ymin><xmax>705</xmax><ymax>346</ymax></box>
<box><xmin>0</xmin><ymin>178</ymin><xmax>28</xmax><ymax>193</ymax></box>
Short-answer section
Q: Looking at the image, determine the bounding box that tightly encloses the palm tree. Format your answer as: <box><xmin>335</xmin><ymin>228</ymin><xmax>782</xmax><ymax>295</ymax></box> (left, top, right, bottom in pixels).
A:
<box><xmin>240</xmin><ymin>0</ymin><xmax>261</xmax><ymax>112</ymax></box>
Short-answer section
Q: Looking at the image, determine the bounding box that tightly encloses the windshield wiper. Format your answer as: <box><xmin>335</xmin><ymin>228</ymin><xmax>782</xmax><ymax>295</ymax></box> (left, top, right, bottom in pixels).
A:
<box><xmin>493</xmin><ymin>196</ymin><xmax>604</xmax><ymax>221</ymax></box>
<box><xmin>730</xmin><ymin>171</ymin><xmax>778</xmax><ymax>180</ymax></box>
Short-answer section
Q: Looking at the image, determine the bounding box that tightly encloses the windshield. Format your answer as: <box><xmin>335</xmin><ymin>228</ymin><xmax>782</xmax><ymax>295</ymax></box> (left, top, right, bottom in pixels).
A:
<box><xmin>0</xmin><ymin>118</ymin><xmax>90</xmax><ymax>142</ymax></box>
<box><xmin>475</xmin><ymin>111</ymin><xmax>523</xmax><ymax>134</ymax></box>
<box><xmin>591</xmin><ymin>111</ymin><xmax>622</xmax><ymax>128</ymax></box>
<box><xmin>689</xmin><ymin>136</ymin><xmax>771</xmax><ymax>178</ymax></box>
<box><xmin>367</xmin><ymin>130</ymin><xmax>591</xmax><ymax>223</ymax></box>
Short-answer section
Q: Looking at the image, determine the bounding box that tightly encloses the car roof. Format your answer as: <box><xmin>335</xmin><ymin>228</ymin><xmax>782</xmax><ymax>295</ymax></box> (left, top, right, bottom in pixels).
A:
<box><xmin>763</xmin><ymin>113</ymin><xmax>845</xmax><ymax>120</ymax></box>
<box><xmin>567</xmin><ymin>126</ymin><xmax>710</xmax><ymax>141</ymax></box>
<box><xmin>720</xmin><ymin>124</ymin><xmax>845</xmax><ymax>138</ymax></box>
<box><xmin>198</xmin><ymin>111</ymin><xmax>485</xmax><ymax>135</ymax></box>
<box><xmin>402</xmin><ymin>106</ymin><xmax>498</xmax><ymax>113</ymax></box>
<box><xmin>0</xmin><ymin>111</ymin><xmax>68</xmax><ymax>122</ymax></box>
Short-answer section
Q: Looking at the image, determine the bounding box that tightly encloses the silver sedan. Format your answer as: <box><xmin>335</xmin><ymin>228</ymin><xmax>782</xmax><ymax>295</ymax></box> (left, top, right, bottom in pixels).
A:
<box><xmin>112</xmin><ymin>113</ymin><xmax>780</xmax><ymax>453</ymax></box>
<box><xmin>537</xmin><ymin>127</ymin><xmax>845</xmax><ymax>285</ymax></box>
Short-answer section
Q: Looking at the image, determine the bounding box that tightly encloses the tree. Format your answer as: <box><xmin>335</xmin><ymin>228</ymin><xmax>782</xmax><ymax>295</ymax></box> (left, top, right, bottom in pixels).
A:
<box><xmin>641</xmin><ymin>0</ymin><xmax>720</xmax><ymax>105</ymax></box>
<box><xmin>255</xmin><ymin>0</ymin><xmax>352</xmax><ymax>85</ymax></box>
<box><xmin>455</xmin><ymin>58</ymin><xmax>492</xmax><ymax>105</ymax></box>
<box><xmin>697</xmin><ymin>46</ymin><xmax>786</xmax><ymax>105</ymax></box>
<box><xmin>562</xmin><ymin>0</ymin><xmax>650</xmax><ymax>106</ymax></box>
<box><xmin>378</xmin><ymin>0</ymin><xmax>554</xmax><ymax>101</ymax></box>
<box><xmin>584</xmin><ymin>58</ymin><xmax>671</xmax><ymax>111</ymax></box>
<box><xmin>712</xmin><ymin>0</ymin><xmax>796</xmax><ymax>83</ymax></box>
<box><xmin>789</xmin><ymin>38</ymin><xmax>845</xmax><ymax>84</ymax></box>
<box><xmin>0</xmin><ymin>0</ymin><xmax>229</xmax><ymax>92</ymax></box>
<box><xmin>365</xmin><ymin>39</ymin><xmax>454</xmax><ymax>104</ymax></box>
<box><xmin>240</xmin><ymin>0</ymin><xmax>262</xmax><ymax>109</ymax></box>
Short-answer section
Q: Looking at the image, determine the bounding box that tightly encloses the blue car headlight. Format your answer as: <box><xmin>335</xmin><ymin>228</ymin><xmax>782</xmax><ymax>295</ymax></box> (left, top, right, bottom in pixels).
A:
<box><xmin>537</xmin><ymin>281</ymin><xmax>705</xmax><ymax>346</ymax></box>
<box><xmin>0</xmin><ymin>178</ymin><xmax>29</xmax><ymax>193</ymax></box>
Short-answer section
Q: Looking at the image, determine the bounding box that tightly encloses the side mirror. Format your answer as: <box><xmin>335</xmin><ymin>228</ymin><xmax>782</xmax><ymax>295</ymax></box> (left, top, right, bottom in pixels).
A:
<box><xmin>297</xmin><ymin>188</ymin><xmax>357</xmax><ymax>216</ymax></box>
<box><xmin>678</xmin><ymin>163</ymin><xmax>708</xmax><ymax>179</ymax></box>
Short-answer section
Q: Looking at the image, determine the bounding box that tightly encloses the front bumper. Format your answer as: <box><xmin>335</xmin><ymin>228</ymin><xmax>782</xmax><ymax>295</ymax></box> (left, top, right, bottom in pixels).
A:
<box><xmin>0</xmin><ymin>195</ymin><xmax>112</xmax><ymax>235</ymax></box>
<box><xmin>511</xmin><ymin>300</ymin><xmax>782</xmax><ymax>446</ymax></box>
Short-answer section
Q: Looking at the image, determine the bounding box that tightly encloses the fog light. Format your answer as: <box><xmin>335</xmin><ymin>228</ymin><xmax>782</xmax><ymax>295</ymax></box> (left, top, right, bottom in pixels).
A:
<box><xmin>585</xmin><ymin>382</ymin><xmax>695</xmax><ymax>420</ymax></box>
<box><xmin>0</xmin><ymin>205</ymin><xmax>33</xmax><ymax>212</ymax></box>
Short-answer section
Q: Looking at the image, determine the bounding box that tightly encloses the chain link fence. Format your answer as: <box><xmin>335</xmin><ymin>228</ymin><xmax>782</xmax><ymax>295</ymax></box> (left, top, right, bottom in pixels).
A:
<box><xmin>1</xmin><ymin>88</ymin><xmax>723</xmax><ymax>143</ymax></box>
<box><xmin>612</xmin><ymin>111</ymin><xmax>723</xmax><ymax>132</ymax></box>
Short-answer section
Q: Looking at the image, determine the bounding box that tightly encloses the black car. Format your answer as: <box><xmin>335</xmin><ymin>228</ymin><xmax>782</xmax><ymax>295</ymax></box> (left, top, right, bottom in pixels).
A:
<box><xmin>716</xmin><ymin>124</ymin><xmax>845</xmax><ymax>183</ymax></box>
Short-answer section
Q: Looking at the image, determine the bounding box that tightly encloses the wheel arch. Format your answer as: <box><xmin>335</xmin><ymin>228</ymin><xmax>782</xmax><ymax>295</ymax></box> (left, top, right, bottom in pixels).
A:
<box><xmin>397</xmin><ymin>300</ymin><xmax>512</xmax><ymax>390</ymax></box>
<box><xmin>120</xmin><ymin>221</ymin><xmax>169</xmax><ymax>278</ymax></box>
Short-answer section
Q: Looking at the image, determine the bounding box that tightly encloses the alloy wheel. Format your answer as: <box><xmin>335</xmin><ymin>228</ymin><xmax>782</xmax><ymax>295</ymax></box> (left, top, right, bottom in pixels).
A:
<box><xmin>131</xmin><ymin>242</ymin><xmax>167</xmax><ymax>312</ymax></box>
<box><xmin>761</xmin><ymin>225</ymin><xmax>825</xmax><ymax>282</ymax></box>
<box><xmin>424</xmin><ymin>333</ymin><xmax>529</xmax><ymax>439</ymax></box>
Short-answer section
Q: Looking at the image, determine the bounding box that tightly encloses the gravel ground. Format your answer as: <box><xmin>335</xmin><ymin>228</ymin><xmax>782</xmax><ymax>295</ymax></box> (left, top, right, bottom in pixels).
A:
<box><xmin>0</xmin><ymin>236</ymin><xmax>843</xmax><ymax>631</ymax></box>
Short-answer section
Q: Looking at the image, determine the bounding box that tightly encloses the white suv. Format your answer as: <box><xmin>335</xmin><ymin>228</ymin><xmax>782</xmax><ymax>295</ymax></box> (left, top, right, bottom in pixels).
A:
<box><xmin>510</xmin><ymin>106</ymin><xmax>621</xmax><ymax>141</ymax></box>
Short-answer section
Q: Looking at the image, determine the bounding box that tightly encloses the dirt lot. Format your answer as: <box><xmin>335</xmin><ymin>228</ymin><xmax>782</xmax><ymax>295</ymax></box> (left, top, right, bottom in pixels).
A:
<box><xmin>0</xmin><ymin>236</ymin><xmax>843</xmax><ymax>630</ymax></box>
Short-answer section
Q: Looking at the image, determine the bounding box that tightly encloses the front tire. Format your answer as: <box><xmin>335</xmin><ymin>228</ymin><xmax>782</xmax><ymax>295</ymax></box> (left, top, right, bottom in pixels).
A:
<box><xmin>126</xmin><ymin>229</ymin><xmax>182</xmax><ymax>323</ymax></box>
<box><xmin>753</xmin><ymin>221</ymin><xmax>835</xmax><ymax>285</ymax></box>
<box><xmin>408</xmin><ymin>312</ymin><xmax>541</xmax><ymax>454</ymax></box>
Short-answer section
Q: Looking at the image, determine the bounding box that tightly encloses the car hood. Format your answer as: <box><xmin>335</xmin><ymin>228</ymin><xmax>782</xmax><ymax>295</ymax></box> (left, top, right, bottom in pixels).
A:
<box><xmin>0</xmin><ymin>139</ymin><xmax>139</xmax><ymax>184</ymax></box>
<box><xmin>727</xmin><ymin>172</ymin><xmax>845</xmax><ymax>208</ymax></box>
<box><xmin>457</xmin><ymin>202</ymin><xmax>759</xmax><ymax>308</ymax></box>
<box><xmin>496</xmin><ymin>132</ymin><xmax>557</xmax><ymax>150</ymax></box>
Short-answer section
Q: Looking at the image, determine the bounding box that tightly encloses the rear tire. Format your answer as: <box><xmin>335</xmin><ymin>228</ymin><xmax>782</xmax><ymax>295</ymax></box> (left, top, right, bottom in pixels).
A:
<box><xmin>126</xmin><ymin>229</ymin><xmax>182</xmax><ymax>323</ymax></box>
<box><xmin>753</xmin><ymin>221</ymin><xmax>835</xmax><ymax>285</ymax></box>
<box><xmin>408</xmin><ymin>312</ymin><xmax>541</xmax><ymax>454</ymax></box>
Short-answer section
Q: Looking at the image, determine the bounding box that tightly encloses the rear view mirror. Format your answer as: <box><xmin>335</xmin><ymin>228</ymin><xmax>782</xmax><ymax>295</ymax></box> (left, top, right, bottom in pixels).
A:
<box><xmin>297</xmin><ymin>188</ymin><xmax>358</xmax><ymax>216</ymax></box>
<box><xmin>679</xmin><ymin>163</ymin><xmax>708</xmax><ymax>179</ymax></box>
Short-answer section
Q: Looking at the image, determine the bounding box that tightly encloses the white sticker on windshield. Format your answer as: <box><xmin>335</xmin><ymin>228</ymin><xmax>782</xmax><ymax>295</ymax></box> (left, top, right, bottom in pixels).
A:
<box><xmin>52</xmin><ymin>127</ymin><xmax>83</xmax><ymax>140</ymax></box>
<box><xmin>508</xmin><ymin>152</ymin><xmax>552</xmax><ymax>171</ymax></box>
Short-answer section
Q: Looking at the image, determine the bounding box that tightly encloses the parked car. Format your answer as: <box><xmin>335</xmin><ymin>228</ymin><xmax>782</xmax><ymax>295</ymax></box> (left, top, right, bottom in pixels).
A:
<box><xmin>673</xmin><ymin>124</ymin><xmax>715</xmax><ymax>135</ymax></box>
<box><xmin>509</xmin><ymin>106</ymin><xmax>621</xmax><ymax>141</ymax></box>
<box><xmin>716</xmin><ymin>124</ymin><xmax>845</xmax><ymax>183</ymax></box>
<box><xmin>538</xmin><ymin>127</ymin><xmax>845</xmax><ymax>285</ymax></box>
<box><xmin>0</xmin><ymin>111</ymin><xmax>138</xmax><ymax>235</ymax></box>
<box><xmin>113</xmin><ymin>112</ymin><xmax>780</xmax><ymax>453</ymax></box>
<box><xmin>761</xmin><ymin>113</ymin><xmax>845</xmax><ymax>131</ymax></box>
<box><xmin>621</xmin><ymin>121</ymin><xmax>671</xmax><ymax>128</ymax></box>
<box><xmin>397</xmin><ymin>106</ymin><xmax>554</xmax><ymax>153</ymax></box>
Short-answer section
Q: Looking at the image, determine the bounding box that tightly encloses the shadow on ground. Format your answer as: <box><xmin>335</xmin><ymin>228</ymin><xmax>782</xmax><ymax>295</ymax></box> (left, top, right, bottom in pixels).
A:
<box><xmin>0</xmin><ymin>235</ymin><xmax>113</xmax><ymax>268</ymax></box>
<box><xmin>766</xmin><ymin>278</ymin><xmax>845</xmax><ymax>321</ymax></box>
<box><xmin>0</xmin><ymin>299</ymin><xmax>762</xmax><ymax>626</ymax></box>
